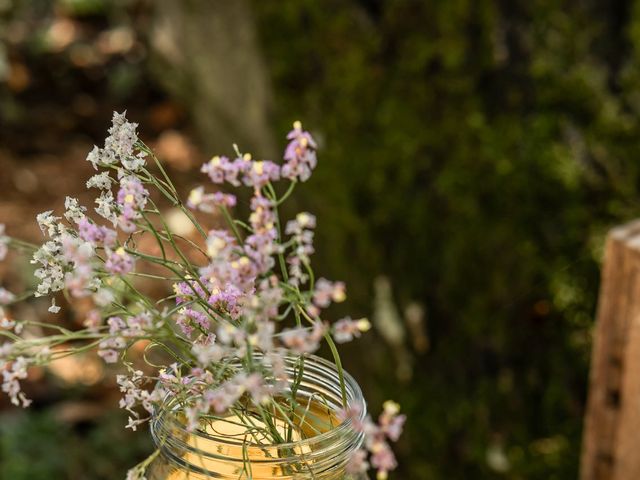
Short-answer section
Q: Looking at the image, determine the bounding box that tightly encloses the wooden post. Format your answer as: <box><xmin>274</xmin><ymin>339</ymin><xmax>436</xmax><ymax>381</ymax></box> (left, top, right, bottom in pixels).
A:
<box><xmin>581</xmin><ymin>220</ymin><xmax>640</xmax><ymax>480</ymax></box>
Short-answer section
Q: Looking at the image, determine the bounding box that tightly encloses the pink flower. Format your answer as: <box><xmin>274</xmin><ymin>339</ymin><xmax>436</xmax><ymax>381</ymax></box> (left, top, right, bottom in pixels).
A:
<box><xmin>78</xmin><ymin>218</ymin><xmax>116</xmax><ymax>247</ymax></box>
<box><xmin>241</xmin><ymin>160</ymin><xmax>280</xmax><ymax>188</ymax></box>
<box><xmin>187</xmin><ymin>187</ymin><xmax>237</xmax><ymax>212</ymax></box>
<box><xmin>332</xmin><ymin>317</ymin><xmax>371</xmax><ymax>344</ymax></box>
<box><xmin>201</xmin><ymin>155</ymin><xmax>243</xmax><ymax>186</ymax></box>
<box><xmin>346</xmin><ymin>449</ymin><xmax>370</xmax><ymax>474</ymax></box>
<box><xmin>116</xmin><ymin>175</ymin><xmax>148</xmax><ymax>227</ymax></box>
<box><xmin>105</xmin><ymin>248</ymin><xmax>135</xmax><ymax>275</ymax></box>
<box><xmin>313</xmin><ymin>278</ymin><xmax>346</xmax><ymax>308</ymax></box>
<box><xmin>281</xmin><ymin>322</ymin><xmax>326</xmax><ymax>354</ymax></box>
<box><xmin>282</xmin><ymin>121</ymin><xmax>318</xmax><ymax>182</ymax></box>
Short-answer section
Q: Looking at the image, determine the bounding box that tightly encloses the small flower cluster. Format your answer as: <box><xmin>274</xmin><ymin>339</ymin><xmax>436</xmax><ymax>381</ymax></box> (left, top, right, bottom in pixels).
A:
<box><xmin>340</xmin><ymin>400</ymin><xmax>406</xmax><ymax>480</ymax></box>
<box><xmin>0</xmin><ymin>113</ymin><xmax>402</xmax><ymax>479</ymax></box>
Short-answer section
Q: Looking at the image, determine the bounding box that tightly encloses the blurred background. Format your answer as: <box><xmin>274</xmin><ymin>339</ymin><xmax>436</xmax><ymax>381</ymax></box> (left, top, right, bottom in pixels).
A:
<box><xmin>2</xmin><ymin>0</ymin><xmax>640</xmax><ymax>478</ymax></box>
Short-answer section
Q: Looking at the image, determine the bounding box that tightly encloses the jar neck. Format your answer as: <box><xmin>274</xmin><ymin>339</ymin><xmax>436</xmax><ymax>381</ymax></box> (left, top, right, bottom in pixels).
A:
<box><xmin>150</xmin><ymin>353</ymin><xmax>366</xmax><ymax>479</ymax></box>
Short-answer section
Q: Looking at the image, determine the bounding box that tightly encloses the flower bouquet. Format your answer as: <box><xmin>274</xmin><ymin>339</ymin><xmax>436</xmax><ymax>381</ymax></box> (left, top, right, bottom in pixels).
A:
<box><xmin>0</xmin><ymin>113</ymin><xmax>404</xmax><ymax>479</ymax></box>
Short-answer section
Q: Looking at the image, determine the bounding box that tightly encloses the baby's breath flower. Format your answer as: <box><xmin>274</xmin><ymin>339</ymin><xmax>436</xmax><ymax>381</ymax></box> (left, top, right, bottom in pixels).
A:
<box><xmin>1</xmin><ymin>356</ymin><xmax>32</xmax><ymax>407</ymax></box>
<box><xmin>64</xmin><ymin>197</ymin><xmax>87</xmax><ymax>224</ymax></box>
<box><xmin>48</xmin><ymin>298</ymin><xmax>61</xmax><ymax>314</ymax></box>
<box><xmin>86</xmin><ymin>171</ymin><xmax>112</xmax><ymax>190</ymax></box>
<box><xmin>36</xmin><ymin>210</ymin><xmax>62</xmax><ymax>237</ymax></box>
<box><xmin>95</xmin><ymin>190</ymin><xmax>118</xmax><ymax>226</ymax></box>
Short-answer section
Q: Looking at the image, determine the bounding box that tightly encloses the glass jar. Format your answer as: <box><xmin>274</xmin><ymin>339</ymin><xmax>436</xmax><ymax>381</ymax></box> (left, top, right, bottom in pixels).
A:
<box><xmin>146</xmin><ymin>353</ymin><xmax>367</xmax><ymax>480</ymax></box>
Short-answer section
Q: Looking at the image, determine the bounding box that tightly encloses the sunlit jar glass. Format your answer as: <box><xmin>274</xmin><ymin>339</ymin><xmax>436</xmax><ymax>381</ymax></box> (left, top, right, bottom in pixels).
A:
<box><xmin>146</xmin><ymin>354</ymin><xmax>367</xmax><ymax>480</ymax></box>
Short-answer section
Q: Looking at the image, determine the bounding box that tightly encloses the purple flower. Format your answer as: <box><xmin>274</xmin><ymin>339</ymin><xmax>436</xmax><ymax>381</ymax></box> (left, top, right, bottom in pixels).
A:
<box><xmin>313</xmin><ymin>278</ymin><xmax>346</xmax><ymax>308</ymax></box>
<box><xmin>346</xmin><ymin>449</ymin><xmax>370</xmax><ymax>475</ymax></box>
<box><xmin>201</xmin><ymin>155</ymin><xmax>244</xmax><ymax>186</ymax></box>
<box><xmin>370</xmin><ymin>444</ymin><xmax>397</xmax><ymax>478</ymax></box>
<box><xmin>208</xmin><ymin>283</ymin><xmax>242</xmax><ymax>317</ymax></box>
<box><xmin>179</xmin><ymin>307</ymin><xmax>211</xmax><ymax>331</ymax></box>
<box><xmin>116</xmin><ymin>175</ymin><xmax>148</xmax><ymax>226</ymax></box>
<box><xmin>187</xmin><ymin>187</ymin><xmax>237</xmax><ymax>212</ymax></box>
<box><xmin>173</xmin><ymin>276</ymin><xmax>208</xmax><ymax>303</ymax></box>
<box><xmin>280</xmin><ymin>322</ymin><xmax>326</xmax><ymax>354</ymax></box>
<box><xmin>282</xmin><ymin>121</ymin><xmax>318</xmax><ymax>182</ymax></box>
<box><xmin>241</xmin><ymin>160</ymin><xmax>280</xmax><ymax>188</ymax></box>
<box><xmin>105</xmin><ymin>248</ymin><xmax>135</xmax><ymax>275</ymax></box>
<box><xmin>78</xmin><ymin>218</ymin><xmax>116</xmax><ymax>247</ymax></box>
<box><xmin>332</xmin><ymin>317</ymin><xmax>371</xmax><ymax>344</ymax></box>
<box><xmin>379</xmin><ymin>400</ymin><xmax>406</xmax><ymax>442</ymax></box>
<box><xmin>206</xmin><ymin>229</ymin><xmax>236</xmax><ymax>259</ymax></box>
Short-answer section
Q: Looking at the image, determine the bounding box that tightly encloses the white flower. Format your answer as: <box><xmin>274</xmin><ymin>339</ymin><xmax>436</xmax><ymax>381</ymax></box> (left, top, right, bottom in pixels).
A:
<box><xmin>86</xmin><ymin>172</ymin><xmax>112</xmax><ymax>190</ymax></box>
<box><xmin>122</xmin><ymin>153</ymin><xmax>146</xmax><ymax>172</ymax></box>
<box><xmin>64</xmin><ymin>197</ymin><xmax>87</xmax><ymax>224</ymax></box>
<box><xmin>95</xmin><ymin>191</ymin><xmax>118</xmax><ymax>225</ymax></box>
<box><xmin>48</xmin><ymin>298</ymin><xmax>61</xmax><ymax>314</ymax></box>
<box><xmin>86</xmin><ymin>145</ymin><xmax>101</xmax><ymax>170</ymax></box>
<box><xmin>36</xmin><ymin>211</ymin><xmax>62</xmax><ymax>237</ymax></box>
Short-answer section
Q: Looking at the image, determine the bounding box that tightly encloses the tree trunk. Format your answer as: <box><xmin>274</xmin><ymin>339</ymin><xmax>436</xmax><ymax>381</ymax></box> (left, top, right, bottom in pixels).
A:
<box><xmin>150</xmin><ymin>0</ymin><xmax>276</xmax><ymax>158</ymax></box>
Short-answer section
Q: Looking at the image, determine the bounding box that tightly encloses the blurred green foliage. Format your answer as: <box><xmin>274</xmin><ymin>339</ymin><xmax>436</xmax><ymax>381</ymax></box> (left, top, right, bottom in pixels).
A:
<box><xmin>3</xmin><ymin>0</ymin><xmax>640</xmax><ymax>479</ymax></box>
<box><xmin>254</xmin><ymin>1</ymin><xmax>640</xmax><ymax>478</ymax></box>
<box><xmin>0</xmin><ymin>409</ymin><xmax>152</xmax><ymax>479</ymax></box>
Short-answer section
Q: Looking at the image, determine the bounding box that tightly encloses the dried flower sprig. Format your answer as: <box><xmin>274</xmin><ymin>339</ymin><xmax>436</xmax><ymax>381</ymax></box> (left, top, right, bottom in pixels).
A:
<box><xmin>0</xmin><ymin>112</ymin><xmax>403</xmax><ymax>479</ymax></box>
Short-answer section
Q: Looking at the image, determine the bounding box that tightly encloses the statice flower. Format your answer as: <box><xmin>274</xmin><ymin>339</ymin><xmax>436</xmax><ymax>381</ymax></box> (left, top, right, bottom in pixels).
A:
<box><xmin>346</xmin><ymin>449</ymin><xmax>370</xmax><ymax>475</ymax></box>
<box><xmin>177</xmin><ymin>306</ymin><xmax>211</xmax><ymax>333</ymax></box>
<box><xmin>64</xmin><ymin>197</ymin><xmax>87</xmax><ymax>224</ymax></box>
<box><xmin>48</xmin><ymin>298</ymin><xmax>61</xmax><ymax>314</ymax></box>
<box><xmin>78</xmin><ymin>218</ymin><xmax>117</xmax><ymax>248</ymax></box>
<box><xmin>242</xmin><ymin>195</ymin><xmax>278</xmax><ymax>275</ymax></box>
<box><xmin>31</xmin><ymin>217</ymin><xmax>74</xmax><ymax>297</ymax></box>
<box><xmin>280</xmin><ymin>322</ymin><xmax>326</xmax><ymax>354</ymax></box>
<box><xmin>36</xmin><ymin>210</ymin><xmax>63</xmax><ymax>237</ymax></box>
<box><xmin>285</xmin><ymin>213</ymin><xmax>317</xmax><ymax>285</ymax></box>
<box><xmin>187</xmin><ymin>186</ymin><xmax>237</xmax><ymax>212</ymax></box>
<box><xmin>98</xmin><ymin>336</ymin><xmax>126</xmax><ymax>363</ymax></box>
<box><xmin>242</xmin><ymin>160</ymin><xmax>280</xmax><ymax>188</ymax></box>
<box><xmin>86</xmin><ymin>112</ymin><xmax>146</xmax><ymax>171</ymax></box>
<box><xmin>313</xmin><ymin>278</ymin><xmax>346</xmax><ymax>307</ymax></box>
<box><xmin>95</xmin><ymin>190</ymin><xmax>119</xmax><ymax>226</ymax></box>
<box><xmin>86</xmin><ymin>171</ymin><xmax>112</xmax><ymax>190</ymax></box>
<box><xmin>105</xmin><ymin>248</ymin><xmax>135</xmax><ymax>275</ymax></box>
<box><xmin>1</xmin><ymin>356</ymin><xmax>32</xmax><ymax>407</ymax></box>
<box><xmin>0</xmin><ymin>224</ymin><xmax>9</xmax><ymax>261</ymax></box>
<box><xmin>282</xmin><ymin>120</ymin><xmax>317</xmax><ymax>182</ymax></box>
<box><xmin>192</xmin><ymin>341</ymin><xmax>226</xmax><ymax>366</ymax></box>
<box><xmin>201</xmin><ymin>155</ymin><xmax>243</xmax><ymax>186</ymax></box>
<box><xmin>332</xmin><ymin>317</ymin><xmax>371</xmax><ymax>343</ymax></box>
<box><xmin>117</xmin><ymin>175</ymin><xmax>149</xmax><ymax>231</ymax></box>
<box><xmin>339</xmin><ymin>401</ymin><xmax>406</xmax><ymax>480</ymax></box>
